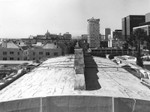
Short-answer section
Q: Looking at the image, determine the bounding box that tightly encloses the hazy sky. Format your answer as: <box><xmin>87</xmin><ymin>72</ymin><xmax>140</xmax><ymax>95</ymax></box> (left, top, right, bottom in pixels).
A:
<box><xmin>0</xmin><ymin>0</ymin><xmax>150</xmax><ymax>38</ymax></box>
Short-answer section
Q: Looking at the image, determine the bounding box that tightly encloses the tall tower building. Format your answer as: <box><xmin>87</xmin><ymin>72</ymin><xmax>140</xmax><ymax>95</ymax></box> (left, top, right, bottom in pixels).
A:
<box><xmin>105</xmin><ymin>28</ymin><xmax>111</xmax><ymax>40</ymax></box>
<box><xmin>87</xmin><ymin>17</ymin><xmax>100</xmax><ymax>48</ymax></box>
<box><xmin>122</xmin><ymin>15</ymin><xmax>145</xmax><ymax>40</ymax></box>
<box><xmin>122</xmin><ymin>17</ymin><xmax>126</xmax><ymax>40</ymax></box>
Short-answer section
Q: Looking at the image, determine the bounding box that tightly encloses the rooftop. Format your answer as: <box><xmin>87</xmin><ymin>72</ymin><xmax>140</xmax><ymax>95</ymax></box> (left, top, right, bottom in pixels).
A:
<box><xmin>1</xmin><ymin>55</ymin><xmax>150</xmax><ymax>102</ymax></box>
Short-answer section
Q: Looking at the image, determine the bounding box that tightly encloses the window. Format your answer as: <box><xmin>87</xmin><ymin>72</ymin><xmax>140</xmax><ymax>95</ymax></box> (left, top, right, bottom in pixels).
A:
<box><xmin>3</xmin><ymin>57</ymin><xmax>7</xmax><ymax>60</ymax></box>
<box><xmin>54</xmin><ymin>52</ymin><xmax>58</xmax><ymax>56</ymax></box>
<box><xmin>10</xmin><ymin>57</ymin><xmax>14</xmax><ymax>60</ymax></box>
<box><xmin>3</xmin><ymin>52</ymin><xmax>7</xmax><ymax>55</ymax></box>
<box><xmin>17</xmin><ymin>58</ymin><xmax>20</xmax><ymax>60</ymax></box>
<box><xmin>39</xmin><ymin>52</ymin><xmax>43</xmax><ymax>55</ymax></box>
<box><xmin>18</xmin><ymin>52</ymin><xmax>20</xmax><ymax>55</ymax></box>
<box><xmin>24</xmin><ymin>57</ymin><xmax>27</xmax><ymax>60</ymax></box>
<box><xmin>10</xmin><ymin>51</ymin><xmax>14</xmax><ymax>54</ymax></box>
<box><xmin>46</xmin><ymin>52</ymin><xmax>50</xmax><ymax>56</ymax></box>
<box><xmin>33</xmin><ymin>52</ymin><xmax>35</xmax><ymax>55</ymax></box>
<box><xmin>33</xmin><ymin>58</ymin><xmax>35</xmax><ymax>60</ymax></box>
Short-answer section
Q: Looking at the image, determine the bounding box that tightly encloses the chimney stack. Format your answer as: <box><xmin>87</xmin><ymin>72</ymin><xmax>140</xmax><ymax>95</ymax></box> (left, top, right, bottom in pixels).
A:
<box><xmin>74</xmin><ymin>42</ymin><xmax>86</xmax><ymax>90</ymax></box>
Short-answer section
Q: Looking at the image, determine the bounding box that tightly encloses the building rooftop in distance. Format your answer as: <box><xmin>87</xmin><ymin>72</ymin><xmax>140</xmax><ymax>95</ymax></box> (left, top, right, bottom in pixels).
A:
<box><xmin>0</xmin><ymin>55</ymin><xmax>150</xmax><ymax>103</ymax></box>
<box><xmin>0</xmin><ymin>61</ymin><xmax>33</xmax><ymax>65</ymax></box>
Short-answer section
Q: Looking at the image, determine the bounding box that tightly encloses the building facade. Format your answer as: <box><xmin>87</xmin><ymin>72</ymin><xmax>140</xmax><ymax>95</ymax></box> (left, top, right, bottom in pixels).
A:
<box><xmin>87</xmin><ymin>17</ymin><xmax>100</xmax><ymax>48</ymax></box>
<box><xmin>122</xmin><ymin>18</ymin><xmax>127</xmax><ymax>40</ymax></box>
<box><xmin>133</xmin><ymin>25</ymin><xmax>150</xmax><ymax>36</ymax></box>
<box><xmin>105</xmin><ymin>28</ymin><xmax>111</xmax><ymax>40</ymax></box>
<box><xmin>0</xmin><ymin>41</ymin><xmax>62</xmax><ymax>61</ymax></box>
<box><xmin>122</xmin><ymin>15</ymin><xmax>145</xmax><ymax>40</ymax></box>
<box><xmin>146</xmin><ymin>12</ymin><xmax>150</xmax><ymax>22</ymax></box>
<box><xmin>0</xmin><ymin>41</ymin><xmax>23</xmax><ymax>60</ymax></box>
<box><xmin>113</xmin><ymin>30</ymin><xmax>123</xmax><ymax>40</ymax></box>
<box><xmin>133</xmin><ymin>25</ymin><xmax>150</xmax><ymax>49</ymax></box>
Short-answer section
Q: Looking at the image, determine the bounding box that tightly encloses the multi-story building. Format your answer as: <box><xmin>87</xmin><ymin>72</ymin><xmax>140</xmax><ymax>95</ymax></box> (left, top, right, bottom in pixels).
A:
<box><xmin>113</xmin><ymin>29</ymin><xmax>123</xmax><ymax>40</ymax></box>
<box><xmin>87</xmin><ymin>17</ymin><xmax>100</xmax><ymax>48</ymax></box>
<box><xmin>0</xmin><ymin>41</ymin><xmax>23</xmax><ymax>60</ymax></box>
<box><xmin>0</xmin><ymin>41</ymin><xmax>62</xmax><ymax>61</ymax></box>
<box><xmin>122</xmin><ymin>18</ymin><xmax>127</xmax><ymax>40</ymax></box>
<box><xmin>146</xmin><ymin>12</ymin><xmax>150</xmax><ymax>22</ymax></box>
<box><xmin>27</xmin><ymin>43</ymin><xmax>62</xmax><ymax>61</ymax></box>
<box><xmin>133</xmin><ymin>25</ymin><xmax>150</xmax><ymax>36</ymax></box>
<box><xmin>100</xmin><ymin>34</ymin><xmax>105</xmax><ymax>41</ymax></box>
<box><xmin>63</xmin><ymin>32</ymin><xmax>72</xmax><ymax>40</ymax></box>
<box><xmin>32</xmin><ymin>31</ymin><xmax>72</xmax><ymax>41</ymax></box>
<box><xmin>122</xmin><ymin>15</ymin><xmax>145</xmax><ymax>40</ymax></box>
<box><xmin>105</xmin><ymin>28</ymin><xmax>111</xmax><ymax>40</ymax></box>
<box><xmin>133</xmin><ymin>25</ymin><xmax>150</xmax><ymax>49</ymax></box>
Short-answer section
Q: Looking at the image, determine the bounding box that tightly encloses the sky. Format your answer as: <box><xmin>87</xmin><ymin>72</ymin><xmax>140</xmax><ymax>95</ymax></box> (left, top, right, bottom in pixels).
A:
<box><xmin>0</xmin><ymin>0</ymin><xmax>150</xmax><ymax>38</ymax></box>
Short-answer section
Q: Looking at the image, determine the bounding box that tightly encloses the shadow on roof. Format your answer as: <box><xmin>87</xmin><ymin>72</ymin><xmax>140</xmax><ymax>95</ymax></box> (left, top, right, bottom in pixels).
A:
<box><xmin>84</xmin><ymin>54</ymin><xmax>101</xmax><ymax>90</ymax></box>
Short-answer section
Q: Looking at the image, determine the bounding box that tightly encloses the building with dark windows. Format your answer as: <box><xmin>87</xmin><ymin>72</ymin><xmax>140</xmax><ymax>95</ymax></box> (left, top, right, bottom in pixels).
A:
<box><xmin>113</xmin><ymin>29</ymin><xmax>122</xmax><ymax>40</ymax></box>
<box><xmin>105</xmin><ymin>28</ymin><xmax>111</xmax><ymax>40</ymax></box>
<box><xmin>0</xmin><ymin>41</ymin><xmax>62</xmax><ymax>61</ymax></box>
<box><xmin>133</xmin><ymin>25</ymin><xmax>150</xmax><ymax>36</ymax></box>
<box><xmin>27</xmin><ymin>42</ymin><xmax>62</xmax><ymax>61</ymax></box>
<box><xmin>133</xmin><ymin>12</ymin><xmax>150</xmax><ymax>36</ymax></box>
<box><xmin>122</xmin><ymin>17</ymin><xmax>126</xmax><ymax>40</ymax></box>
<box><xmin>122</xmin><ymin>15</ymin><xmax>145</xmax><ymax>40</ymax></box>
<box><xmin>0</xmin><ymin>41</ymin><xmax>23</xmax><ymax>60</ymax></box>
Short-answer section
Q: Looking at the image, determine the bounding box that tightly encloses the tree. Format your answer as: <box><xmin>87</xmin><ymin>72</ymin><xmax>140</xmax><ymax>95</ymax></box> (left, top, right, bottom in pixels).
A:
<box><xmin>122</xmin><ymin>42</ymin><xmax>129</xmax><ymax>50</ymax></box>
<box><xmin>130</xmin><ymin>29</ymin><xmax>147</xmax><ymax>67</ymax></box>
<box><xmin>144</xmin><ymin>34</ymin><xmax>150</xmax><ymax>53</ymax></box>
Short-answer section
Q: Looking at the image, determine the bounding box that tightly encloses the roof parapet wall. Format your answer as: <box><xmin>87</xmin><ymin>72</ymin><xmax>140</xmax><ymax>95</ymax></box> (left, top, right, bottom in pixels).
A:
<box><xmin>74</xmin><ymin>48</ymin><xmax>86</xmax><ymax>90</ymax></box>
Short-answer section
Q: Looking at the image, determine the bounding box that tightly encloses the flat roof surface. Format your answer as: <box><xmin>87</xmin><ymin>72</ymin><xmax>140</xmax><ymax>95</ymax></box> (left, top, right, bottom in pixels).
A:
<box><xmin>1</xmin><ymin>55</ymin><xmax>150</xmax><ymax>102</ymax></box>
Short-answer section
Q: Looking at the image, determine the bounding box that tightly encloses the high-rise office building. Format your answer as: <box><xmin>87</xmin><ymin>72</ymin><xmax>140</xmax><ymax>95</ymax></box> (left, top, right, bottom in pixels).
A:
<box><xmin>122</xmin><ymin>18</ymin><xmax>126</xmax><ymax>40</ymax></box>
<box><xmin>87</xmin><ymin>17</ymin><xmax>100</xmax><ymax>48</ymax></box>
<box><xmin>122</xmin><ymin>15</ymin><xmax>145</xmax><ymax>40</ymax></box>
<box><xmin>105</xmin><ymin>28</ymin><xmax>111</xmax><ymax>40</ymax></box>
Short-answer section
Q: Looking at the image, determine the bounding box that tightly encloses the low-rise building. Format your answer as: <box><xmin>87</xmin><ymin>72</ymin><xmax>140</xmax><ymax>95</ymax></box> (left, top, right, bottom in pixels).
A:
<box><xmin>28</xmin><ymin>43</ymin><xmax>62</xmax><ymax>61</ymax></box>
<box><xmin>0</xmin><ymin>41</ymin><xmax>23</xmax><ymax>60</ymax></box>
<box><xmin>0</xmin><ymin>41</ymin><xmax>62</xmax><ymax>61</ymax></box>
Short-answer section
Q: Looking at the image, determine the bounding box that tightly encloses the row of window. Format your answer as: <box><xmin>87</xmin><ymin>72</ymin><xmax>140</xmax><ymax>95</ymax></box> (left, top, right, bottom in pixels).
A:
<box><xmin>32</xmin><ymin>52</ymin><xmax>58</xmax><ymax>56</ymax></box>
<box><xmin>2</xmin><ymin>51</ymin><xmax>58</xmax><ymax>56</ymax></box>
<box><xmin>3</xmin><ymin>57</ymin><xmax>20</xmax><ymax>60</ymax></box>
<box><xmin>3</xmin><ymin>51</ymin><xmax>20</xmax><ymax>55</ymax></box>
<box><xmin>2</xmin><ymin>52</ymin><xmax>59</xmax><ymax>60</ymax></box>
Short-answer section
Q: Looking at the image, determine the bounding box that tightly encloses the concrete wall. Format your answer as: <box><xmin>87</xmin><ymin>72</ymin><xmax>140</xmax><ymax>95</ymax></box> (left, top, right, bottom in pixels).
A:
<box><xmin>0</xmin><ymin>96</ymin><xmax>112</xmax><ymax>112</ymax></box>
<box><xmin>114</xmin><ymin>97</ymin><xmax>150</xmax><ymax>112</ymax></box>
<box><xmin>0</xmin><ymin>98</ymin><xmax>40</xmax><ymax>112</ymax></box>
<box><xmin>0</xmin><ymin>96</ymin><xmax>150</xmax><ymax>112</ymax></box>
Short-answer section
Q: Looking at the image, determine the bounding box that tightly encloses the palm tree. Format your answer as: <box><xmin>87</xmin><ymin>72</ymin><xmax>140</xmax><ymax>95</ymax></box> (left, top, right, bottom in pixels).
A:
<box><xmin>144</xmin><ymin>34</ymin><xmax>150</xmax><ymax>53</ymax></box>
<box><xmin>132</xmin><ymin>29</ymin><xmax>147</xmax><ymax>67</ymax></box>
